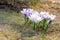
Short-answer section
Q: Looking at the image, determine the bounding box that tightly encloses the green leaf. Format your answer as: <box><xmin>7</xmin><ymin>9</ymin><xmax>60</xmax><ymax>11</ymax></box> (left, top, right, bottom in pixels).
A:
<box><xmin>33</xmin><ymin>23</ymin><xmax>38</xmax><ymax>30</ymax></box>
<box><xmin>42</xmin><ymin>19</ymin><xmax>50</xmax><ymax>31</ymax></box>
<box><xmin>28</xmin><ymin>19</ymin><xmax>32</xmax><ymax>24</ymax></box>
<box><xmin>44</xmin><ymin>24</ymin><xmax>49</xmax><ymax>31</ymax></box>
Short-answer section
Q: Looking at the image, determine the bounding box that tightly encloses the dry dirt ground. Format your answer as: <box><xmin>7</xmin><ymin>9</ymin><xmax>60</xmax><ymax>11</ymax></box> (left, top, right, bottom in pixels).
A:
<box><xmin>0</xmin><ymin>0</ymin><xmax>60</xmax><ymax>40</ymax></box>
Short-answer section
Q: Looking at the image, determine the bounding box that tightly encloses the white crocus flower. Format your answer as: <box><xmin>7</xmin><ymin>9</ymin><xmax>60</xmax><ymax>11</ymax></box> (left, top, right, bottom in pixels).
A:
<box><xmin>32</xmin><ymin>10</ymin><xmax>39</xmax><ymax>15</ymax></box>
<box><xmin>47</xmin><ymin>14</ymin><xmax>56</xmax><ymax>24</ymax></box>
<box><xmin>40</xmin><ymin>11</ymin><xmax>49</xmax><ymax>15</ymax></box>
<box><xmin>29</xmin><ymin>14</ymin><xmax>43</xmax><ymax>23</ymax></box>
<box><xmin>39</xmin><ymin>11</ymin><xmax>49</xmax><ymax>19</ymax></box>
<box><xmin>49</xmin><ymin>14</ymin><xmax>56</xmax><ymax>21</ymax></box>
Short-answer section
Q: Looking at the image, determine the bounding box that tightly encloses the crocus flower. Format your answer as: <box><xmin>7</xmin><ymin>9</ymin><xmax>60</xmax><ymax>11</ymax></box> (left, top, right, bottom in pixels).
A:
<box><xmin>21</xmin><ymin>8</ymin><xmax>34</xmax><ymax>18</ymax></box>
<box><xmin>39</xmin><ymin>11</ymin><xmax>50</xmax><ymax>19</ymax></box>
<box><xmin>21</xmin><ymin>8</ymin><xmax>27</xmax><ymax>17</ymax></box>
<box><xmin>47</xmin><ymin>20</ymin><xmax>52</xmax><ymax>24</ymax></box>
<box><xmin>29</xmin><ymin>14</ymin><xmax>43</xmax><ymax>23</ymax></box>
<box><xmin>32</xmin><ymin>10</ymin><xmax>39</xmax><ymax>15</ymax></box>
<box><xmin>49</xmin><ymin>14</ymin><xmax>56</xmax><ymax>21</ymax></box>
<box><xmin>27</xmin><ymin>8</ymin><xmax>34</xmax><ymax>14</ymax></box>
<box><xmin>47</xmin><ymin>14</ymin><xmax>56</xmax><ymax>24</ymax></box>
<box><xmin>21</xmin><ymin>9</ymin><xmax>27</xmax><ymax>14</ymax></box>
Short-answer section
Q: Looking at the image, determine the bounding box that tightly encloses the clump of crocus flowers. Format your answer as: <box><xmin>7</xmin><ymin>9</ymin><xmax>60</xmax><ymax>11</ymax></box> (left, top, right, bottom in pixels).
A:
<box><xmin>21</xmin><ymin>8</ymin><xmax>56</xmax><ymax>31</ymax></box>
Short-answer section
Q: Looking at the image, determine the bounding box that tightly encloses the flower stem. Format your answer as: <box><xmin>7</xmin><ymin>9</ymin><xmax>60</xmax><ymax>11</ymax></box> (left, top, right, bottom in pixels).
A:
<box><xmin>24</xmin><ymin>17</ymin><xmax>28</xmax><ymax>24</ymax></box>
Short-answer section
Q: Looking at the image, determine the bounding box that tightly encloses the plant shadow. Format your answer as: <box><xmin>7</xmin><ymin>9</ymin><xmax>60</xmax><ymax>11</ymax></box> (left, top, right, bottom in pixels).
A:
<box><xmin>10</xmin><ymin>24</ymin><xmax>44</xmax><ymax>37</ymax></box>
